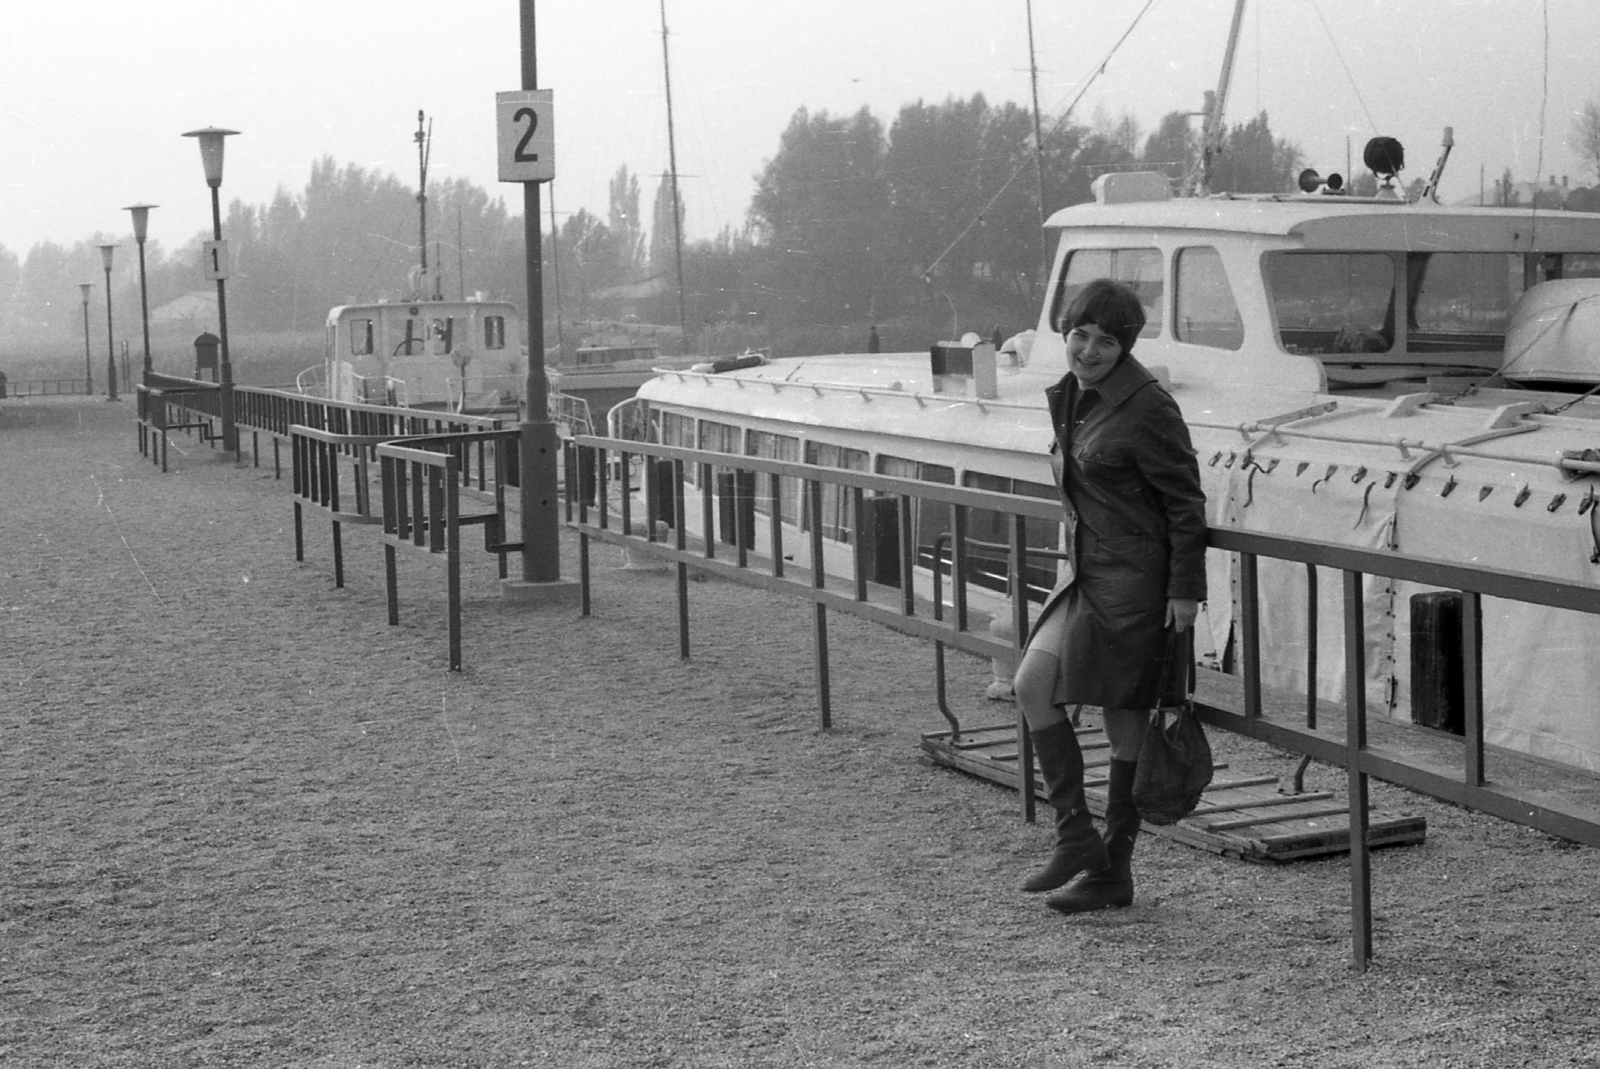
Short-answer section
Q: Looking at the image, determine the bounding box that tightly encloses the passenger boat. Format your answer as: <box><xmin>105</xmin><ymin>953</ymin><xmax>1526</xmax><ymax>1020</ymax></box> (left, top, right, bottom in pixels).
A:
<box><xmin>299</xmin><ymin>296</ymin><xmax>524</xmax><ymax>413</ymax></box>
<box><xmin>614</xmin><ymin>163</ymin><xmax>1600</xmax><ymax>773</ymax></box>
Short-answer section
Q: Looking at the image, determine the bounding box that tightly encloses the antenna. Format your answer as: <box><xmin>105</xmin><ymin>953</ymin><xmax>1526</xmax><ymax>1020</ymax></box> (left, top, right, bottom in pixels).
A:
<box><xmin>1025</xmin><ymin>0</ymin><xmax>1049</xmax><ymax>290</ymax></box>
<box><xmin>415</xmin><ymin>110</ymin><xmax>433</xmax><ymax>295</ymax></box>
<box><xmin>659</xmin><ymin>0</ymin><xmax>690</xmax><ymax>353</ymax></box>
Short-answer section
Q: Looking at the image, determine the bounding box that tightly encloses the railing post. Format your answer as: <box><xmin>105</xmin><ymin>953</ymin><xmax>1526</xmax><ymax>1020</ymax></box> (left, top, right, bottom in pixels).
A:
<box><xmin>707</xmin><ymin>460</ymin><xmax>720</xmax><ymax>560</ymax></box>
<box><xmin>952</xmin><ymin>504</ymin><xmax>969</xmax><ymax>632</ymax></box>
<box><xmin>769</xmin><ymin>472</ymin><xmax>786</xmax><ymax>580</ymax></box>
<box><xmin>446</xmin><ymin>456</ymin><xmax>462</xmax><ymax>672</ymax></box>
<box><xmin>808</xmin><ymin>477</ymin><xmax>831</xmax><ymax>730</ymax></box>
<box><xmin>1010</xmin><ymin>513</ymin><xmax>1036</xmax><ymax>824</ymax></box>
<box><xmin>1305</xmin><ymin>562</ymin><xmax>1319</xmax><ymax>728</ymax></box>
<box><xmin>675</xmin><ymin>458</ymin><xmax>690</xmax><ymax>658</ymax></box>
<box><xmin>897</xmin><ymin>494</ymin><xmax>915</xmax><ymax>616</ymax></box>
<box><xmin>1343</xmin><ymin>568</ymin><xmax>1373</xmax><ymax>972</ymax></box>
<box><xmin>1240</xmin><ymin>551</ymin><xmax>1262</xmax><ymax>718</ymax></box>
<box><xmin>1462</xmin><ymin>589</ymin><xmax>1486</xmax><ymax>786</ymax></box>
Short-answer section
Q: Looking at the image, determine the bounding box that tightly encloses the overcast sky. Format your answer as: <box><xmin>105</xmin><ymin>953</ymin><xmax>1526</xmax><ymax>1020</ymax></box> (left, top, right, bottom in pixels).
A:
<box><xmin>6</xmin><ymin>0</ymin><xmax>1598</xmax><ymax>266</ymax></box>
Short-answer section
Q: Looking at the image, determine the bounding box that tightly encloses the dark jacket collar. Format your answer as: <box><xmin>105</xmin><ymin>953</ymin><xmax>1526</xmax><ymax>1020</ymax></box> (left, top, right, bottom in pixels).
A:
<box><xmin>1046</xmin><ymin>353</ymin><xmax>1159</xmax><ymax>413</ymax></box>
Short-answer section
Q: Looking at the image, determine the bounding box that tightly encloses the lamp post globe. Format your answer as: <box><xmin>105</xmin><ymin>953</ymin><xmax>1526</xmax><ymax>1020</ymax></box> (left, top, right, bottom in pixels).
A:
<box><xmin>124</xmin><ymin>204</ymin><xmax>157</xmax><ymax>379</ymax></box>
<box><xmin>98</xmin><ymin>244</ymin><xmax>118</xmax><ymax>401</ymax></box>
<box><xmin>78</xmin><ymin>282</ymin><xmax>94</xmax><ymax>395</ymax></box>
<box><xmin>182</xmin><ymin>127</ymin><xmax>240</xmax><ymax>454</ymax></box>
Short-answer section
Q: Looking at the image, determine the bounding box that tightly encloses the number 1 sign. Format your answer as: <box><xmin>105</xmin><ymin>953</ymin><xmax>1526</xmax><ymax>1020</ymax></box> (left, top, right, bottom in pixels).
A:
<box><xmin>202</xmin><ymin>240</ymin><xmax>230</xmax><ymax>281</ymax></box>
<box><xmin>496</xmin><ymin>90</ymin><xmax>555</xmax><ymax>183</ymax></box>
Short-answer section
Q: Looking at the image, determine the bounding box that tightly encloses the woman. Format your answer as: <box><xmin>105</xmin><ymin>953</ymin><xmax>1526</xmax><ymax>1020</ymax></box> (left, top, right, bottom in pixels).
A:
<box><xmin>1013</xmin><ymin>277</ymin><xmax>1208</xmax><ymax>914</ymax></box>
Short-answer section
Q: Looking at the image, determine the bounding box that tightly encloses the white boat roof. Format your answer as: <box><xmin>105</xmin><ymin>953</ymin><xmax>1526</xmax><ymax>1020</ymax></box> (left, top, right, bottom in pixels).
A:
<box><xmin>1045</xmin><ymin>196</ymin><xmax>1600</xmax><ymax>253</ymax></box>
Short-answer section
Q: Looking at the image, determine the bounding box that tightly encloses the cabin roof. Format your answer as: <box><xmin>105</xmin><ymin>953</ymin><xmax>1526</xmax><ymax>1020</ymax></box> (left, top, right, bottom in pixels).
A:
<box><xmin>1044</xmin><ymin>197</ymin><xmax>1600</xmax><ymax>252</ymax></box>
<box><xmin>325</xmin><ymin>298</ymin><xmax>518</xmax><ymax>325</ymax></box>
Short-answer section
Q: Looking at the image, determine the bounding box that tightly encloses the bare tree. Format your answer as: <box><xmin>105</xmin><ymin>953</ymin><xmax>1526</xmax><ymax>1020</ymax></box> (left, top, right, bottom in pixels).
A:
<box><xmin>1573</xmin><ymin>100</ymin><xmax>1600</xmax><ymax>184</ymax></box>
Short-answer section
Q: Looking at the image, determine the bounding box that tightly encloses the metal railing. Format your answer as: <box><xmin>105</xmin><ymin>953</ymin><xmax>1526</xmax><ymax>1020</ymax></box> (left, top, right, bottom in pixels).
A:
<box><xmin>137</xmin><ymin>375</ymin><xmax>509</xmax><ymax>479</ymax></box>
<box><xmin>1</xmin><ymin>377</ymin><xmax>91</xmax><ymax>398</ymax></box>
<box><xmin>1205</xmin><ymin>526</ymin><xmax>1600</xmax><ymax>968</ymax></box>
<box><xmin>289</xmin><ymin>426</ymin><xmax>393</xmax><ymax>588</ymax></box>
<box><xmin>137</xmin><ymin>383</ymin><xmax>223</xmax><ymax>472</ymax></box>
<box><xmin>376</xmin><ymin>429</ymin><xmax>523</xmax><ymax>670</ymax></box>
<box><xmin>565</xmin><ymin>432</ymin><xmax>1600</xmax><ymax>972</ymax></box>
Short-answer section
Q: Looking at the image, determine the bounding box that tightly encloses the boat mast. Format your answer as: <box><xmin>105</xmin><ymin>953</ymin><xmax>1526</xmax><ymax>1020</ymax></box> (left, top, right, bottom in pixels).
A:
<box><xmin>1026</xmin><ymin>0</ymin><xmax>1049</xmax><ymax>293</ymax></box>
<box><xmin>415</xmin><ymin>110</ymin><xmax>433</xmax><ymax>296</ymax></box>
<box><xmin>548</xmin><ymin>189</ymin><xmax>567</xmax><ymax>363</ymax></box>
<box><xmin>659</xmin><ymin>0</ymin><xmax>690</xmax><ymax>353</ymax></box>
<box><xmin>1188</xmin><ymin>0</ymin><xmax>1247</xmax><ymax>197</ymax></box>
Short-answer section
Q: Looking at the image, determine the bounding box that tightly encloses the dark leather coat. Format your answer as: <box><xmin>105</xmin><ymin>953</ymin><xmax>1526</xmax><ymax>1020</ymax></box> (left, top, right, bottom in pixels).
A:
<box><xmin>1029</xmin><ymin>353</ymin><xmax>1208</xmax><ymax>709</ymax></box>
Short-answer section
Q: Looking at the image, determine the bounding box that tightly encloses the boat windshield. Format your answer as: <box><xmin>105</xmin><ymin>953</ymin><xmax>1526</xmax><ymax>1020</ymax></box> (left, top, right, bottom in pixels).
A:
<box><xmin>1265</xmin><ymin>251</ymin><xmax>1530</xmax><ymax>357</ymax></box>
<box><xmin>1266</xmin><ymin>252</ymin><xmax>1395</xmax><ymax>355</ymax></box>
<box><xmin>1049</xmin><ymin>248</ymin><xmax>1163</xmax><ymax>338</ymax></box>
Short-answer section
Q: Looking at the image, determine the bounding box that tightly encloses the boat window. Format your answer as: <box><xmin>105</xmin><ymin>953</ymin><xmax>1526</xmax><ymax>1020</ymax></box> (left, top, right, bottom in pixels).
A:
<box><xmin>661</xmin><ymin>411</ymin><xmax>694</xmax><ymax>449</ymax></box>
<box><xmin>877</xmin><ymin>455</ymin><xmax>955</xmax><ymax>484</ymax></box>
<box><xmin>1407</xmin><ymin>253</ymin><xmax>1522</xmax><ymax>352</ymax></box>
<box><xmin>1529</xmin><ymin>252</ymin><xmax>1600</xmax><ymax>280</ymax></box>
<box><xmin>1264</xmin><ymin>252</ymin><xmax>1394</xmax><ymax>355</ymax></box>
<box><xmin>396</xmin><ymin>317</ymin><xmax>423</xmax><ymax>356</ymax></box>
<box><xmin>1049</xmin><ymin>248</ymin><xmax>1163</xmax><ymax>338</ymax></box>
<box><xmin>430</xmin><ymin>318</ymin><xmax>454</xmax><ymax>355</ymax></box>
<box><xmin>806</xmin><ymin>442</ymin><xmax>869</xmax><ymax>543</ymax></box>
<box><xmin>1174</xmin><ymin>247</ymin><xmax>1243</xmax><ymax>350</ymax></box>
<box><xmin>698</xmin><ymin>420</ymin><xmax>741</xmax><ymax>454</ymax></box>
<box><xmin>747</xmin><ymin>430</ymin><xmax>800</xmax><ymax>522</ymax></box>
<box><xmin>483</xmin><ymin>315</ymin><xmax>506</xmax><ymax>350</ymax></box>
<box><xmin>696</xmin><ymin>421</ymin><xmax>748</xmax><ymax>542</ymax></box>
<box><xmin>963</xmin><ymin>472</ymin><xmax>1061</xmax><ymax>600</ymax></box>
<box><xmin>660</xmin><ymin>411</ymin><xmax>698</xmax><ymax>486</ymax></box>
<box><xmin>876</xmin><ymin>456</ymin><xmax>955</xmax><ymax>577</ymax></box>
<box><xmin>349</xmin><ymin>318</ymin><xmax>374</xmax><ymax>356</ymax></box>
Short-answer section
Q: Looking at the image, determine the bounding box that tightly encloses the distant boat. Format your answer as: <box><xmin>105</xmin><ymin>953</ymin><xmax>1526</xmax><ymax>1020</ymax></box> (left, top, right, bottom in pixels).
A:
<box><xmin>302</xmin><ymin>296</ymin><xmax>523</xmax><ymax>414</ymax></box>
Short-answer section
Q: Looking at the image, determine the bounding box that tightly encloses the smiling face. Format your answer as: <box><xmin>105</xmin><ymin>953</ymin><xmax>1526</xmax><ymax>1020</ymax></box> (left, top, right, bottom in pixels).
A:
<box><xmin>1066</xmin><ymin>322</ymin><xmax>1124</xmax><ymax>388</ymax></box>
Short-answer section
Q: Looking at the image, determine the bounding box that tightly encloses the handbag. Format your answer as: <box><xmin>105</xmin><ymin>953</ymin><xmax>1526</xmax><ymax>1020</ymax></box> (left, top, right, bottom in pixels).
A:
<box><xmin>1131</xmin><ymin>628</ymin><xmax>1213</xmax><ymax>825</ymax></box>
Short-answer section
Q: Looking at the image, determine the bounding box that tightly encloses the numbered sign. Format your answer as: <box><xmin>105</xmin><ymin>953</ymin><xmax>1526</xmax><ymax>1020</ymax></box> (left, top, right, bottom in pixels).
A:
<box><xmin>496</xmin><ymin>89</ymin><xmax>555</xmax><ymax>182</ymax></box>
<box><xmin>202</xmin><ymin>240</ymin><xmax>229</xmax><ymax>281</ymax></box>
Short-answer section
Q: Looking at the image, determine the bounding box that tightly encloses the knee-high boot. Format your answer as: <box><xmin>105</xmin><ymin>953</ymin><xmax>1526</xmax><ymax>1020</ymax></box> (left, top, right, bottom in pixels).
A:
<box><xmin>1020</xmin><ymin>720</ymin><xmax>1109</xmax><ymax>893</ymax></box>
<box><xmin>1046</xmin><ymin>757</ymin><xmax>1139</xmax><ymax>912</ymax></box>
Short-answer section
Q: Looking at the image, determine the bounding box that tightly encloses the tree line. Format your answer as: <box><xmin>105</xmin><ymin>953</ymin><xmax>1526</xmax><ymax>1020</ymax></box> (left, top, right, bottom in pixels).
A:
<box><xmin>6</xmin><ymin>92</ymin><xmax>1600</xmax><ymax>365</ymax></box>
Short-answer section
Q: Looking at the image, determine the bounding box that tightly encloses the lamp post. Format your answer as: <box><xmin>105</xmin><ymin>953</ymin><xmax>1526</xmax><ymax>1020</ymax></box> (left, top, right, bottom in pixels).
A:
<box><xmin>78</xmin><ymin>283</ymin><xmax>94</xmax><ymax>395</ymax></box>
<box><xmin>98</xmin><ymin>244</ymin><xmax>118</xmax><ymax>401</ymax></box>
<box><xmin>124</xmin><ymin>204</ymin><xmax>157</xmax><ymax>382</ymax></box>
<box><xmin>182</xmin><ymin>126</ymin><xmax>240</xmax><ymax>455</ymax></box>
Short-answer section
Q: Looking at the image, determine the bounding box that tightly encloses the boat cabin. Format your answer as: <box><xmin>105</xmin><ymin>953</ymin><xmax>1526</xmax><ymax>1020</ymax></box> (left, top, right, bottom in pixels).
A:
<box><xmin>1032</xmin><ymin>172</ymin><xmax>1600</xmax><ymax>395</ymax></box>
<box><xmin>319</xmin><ymin>298</ymin><xmax>520</xmax><ymax>411</ymax></box>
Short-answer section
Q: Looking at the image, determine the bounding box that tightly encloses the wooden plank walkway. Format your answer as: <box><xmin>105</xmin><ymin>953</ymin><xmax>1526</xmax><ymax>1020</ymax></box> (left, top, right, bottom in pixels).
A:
<box><xmin>920</xmin><ymin>722</ymin><xmax>1427</xmax><ymax>863</ymax></box>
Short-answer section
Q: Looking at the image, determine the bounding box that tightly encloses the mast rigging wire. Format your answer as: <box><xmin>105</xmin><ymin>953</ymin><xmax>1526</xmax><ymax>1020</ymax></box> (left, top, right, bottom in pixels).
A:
<box><xmin>921</xmin><ymin>0</ymin><xmax>1160</xmax><ymax>283</ymax></box>
<box><xmin>1307</xmin><ymin>0</ymin><xmax>1378</xmax><ymax>136</ymax></box>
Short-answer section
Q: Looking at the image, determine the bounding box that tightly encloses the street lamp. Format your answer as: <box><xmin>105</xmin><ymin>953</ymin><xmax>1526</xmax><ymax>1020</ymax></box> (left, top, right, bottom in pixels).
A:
<box><xmin>98</xmin><ymin>244</ymin><xmax>118</xmax><ymax>401</ymax></box>
<box><xmin>124</xmin><ymin>203</ymin><xmax>157</xmax><ymax>381</ymax></box>
<box><xmin>182</xmin><ymin>126</ymin><xmax>240</xmax><ymax>454</ymax></box>
<box><xmin>78</xmin><ymin>282</ymin><xmax>94</xmax><ymax>395</ymax></box>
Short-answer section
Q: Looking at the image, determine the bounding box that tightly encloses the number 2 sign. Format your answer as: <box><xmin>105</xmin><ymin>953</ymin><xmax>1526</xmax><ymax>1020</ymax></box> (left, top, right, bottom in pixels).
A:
<box><xmin>496</xmin><ymin>90</ymin><xmax>554</xmax><ymax>183</ymax></box>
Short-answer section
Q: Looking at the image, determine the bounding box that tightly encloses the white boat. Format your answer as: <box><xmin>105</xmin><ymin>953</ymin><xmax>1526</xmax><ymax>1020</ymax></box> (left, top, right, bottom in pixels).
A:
<box><xmin>616</xmin><ymin>166</ymin><xmax>1600</xmax><ymax>772</ymax></box>
<box><xmin>305</xmin><ymin>296</ymin><xmax>524</xmax><ymax>413</ymax></box>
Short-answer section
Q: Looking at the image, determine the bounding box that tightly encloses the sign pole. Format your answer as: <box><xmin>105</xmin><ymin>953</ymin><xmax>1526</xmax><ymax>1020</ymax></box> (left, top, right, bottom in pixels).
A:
<box><xmin>503</xmin><ymin>0</ymin><xmax>577</xmax><ymax>603</ymax></box>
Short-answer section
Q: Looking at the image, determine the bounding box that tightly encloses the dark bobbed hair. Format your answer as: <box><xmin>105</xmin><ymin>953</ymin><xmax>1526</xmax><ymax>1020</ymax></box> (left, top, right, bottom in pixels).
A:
<box><xmin>1058</xmin><ymin>278</ymin><xmax>1147</xmax><ymax>356</ymax></box>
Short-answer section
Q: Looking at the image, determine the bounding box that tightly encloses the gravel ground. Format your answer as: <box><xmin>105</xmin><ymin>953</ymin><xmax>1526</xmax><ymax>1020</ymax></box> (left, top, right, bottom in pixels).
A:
<box><xmin>3</xmin><ymin>396</ymin><xmax>1599</xmax><ymax>1068</ymax></box>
